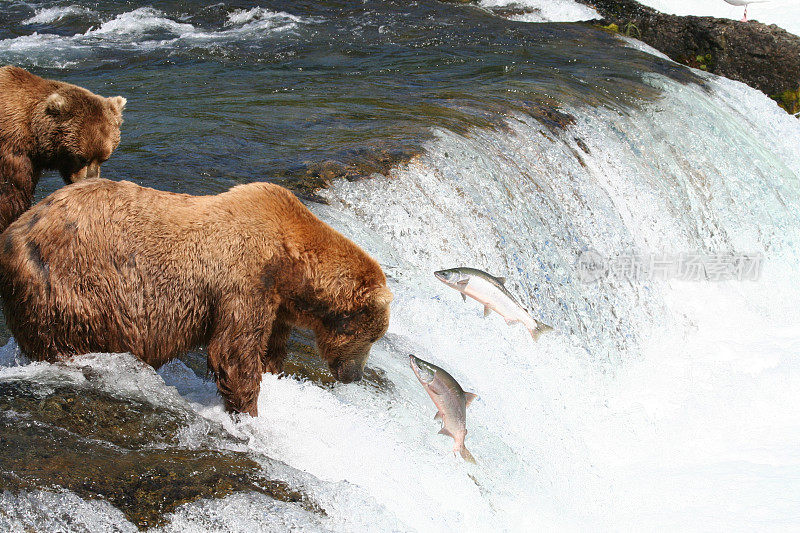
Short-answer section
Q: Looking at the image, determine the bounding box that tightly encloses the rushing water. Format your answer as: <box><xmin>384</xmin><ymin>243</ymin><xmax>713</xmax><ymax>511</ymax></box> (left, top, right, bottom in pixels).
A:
<box><xmin>1</xmin><ymin>1</ymin><xmax>799</xmax><ymax>531</ymax></box>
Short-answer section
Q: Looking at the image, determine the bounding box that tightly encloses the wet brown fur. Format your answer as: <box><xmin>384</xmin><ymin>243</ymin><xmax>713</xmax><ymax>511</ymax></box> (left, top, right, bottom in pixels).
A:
<box><xmin>0</xmin><ymin>66</ymin><xmax>125</xmax><ymax>231</ymax></box>
<box><xmin>0</xmin><ymin>179</ymin><xmax>392</xmax><ymax>416</ymax></box>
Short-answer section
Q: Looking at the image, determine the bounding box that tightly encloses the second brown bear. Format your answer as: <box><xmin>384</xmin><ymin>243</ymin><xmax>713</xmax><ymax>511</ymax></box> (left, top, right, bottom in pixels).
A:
<box><xmin>0</xmin><ymin>66</ymin><xmax>126</xmax><ymax>232</ymax></box>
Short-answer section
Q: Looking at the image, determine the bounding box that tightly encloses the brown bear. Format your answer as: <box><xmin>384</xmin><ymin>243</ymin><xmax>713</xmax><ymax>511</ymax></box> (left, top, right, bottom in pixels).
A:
<box><xmin>0</xmin><ymin>179</ymin><xmax>392</xmax><ymax>416</ymax></box>
<box><xmin>0</xmin><ymin>65</ymin><xmax>126</xmax><ymax>232</ymax></box>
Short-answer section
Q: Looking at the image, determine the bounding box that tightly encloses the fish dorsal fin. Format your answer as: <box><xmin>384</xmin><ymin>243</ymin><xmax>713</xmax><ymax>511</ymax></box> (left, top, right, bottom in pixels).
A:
<box><xmin>483</xmin><ymin>305</ymin><xmax>491</xmax><ymax>317</ymax></box>
<box><xmin>496</xmin><ymin>276</ymin><xmax>506</xmax><ymax>285</ymax></box>
<box><xmin>434</xmin><ymin>411</ymin><xmax>443</xmax><ymax>421</ymax></box>
<box><xmin>439</xmin><ymin>427</ymin><xmax>453</xmax><ymax>437</ymax></box>
<box><xmin>465</xmin><ymin>392</ymin><xmax>477</xmax><ymax>407</ymax></box>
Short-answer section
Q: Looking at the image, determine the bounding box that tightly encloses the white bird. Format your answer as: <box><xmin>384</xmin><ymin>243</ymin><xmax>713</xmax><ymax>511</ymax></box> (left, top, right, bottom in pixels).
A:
<box><xmin>724</xmin><ymin>0</ymin><xmax>769</xmax><ymax>22</ymax></box>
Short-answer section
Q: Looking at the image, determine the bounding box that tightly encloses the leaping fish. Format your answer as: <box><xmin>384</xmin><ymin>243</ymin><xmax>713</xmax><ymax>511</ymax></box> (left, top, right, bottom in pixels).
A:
<box><xmin>434</xmin><ymin>267</ymin><xmax>553</xmax><ymax>341</ymax></box>
<box><xmin>409</xmin><ymin>354</ymin><xmax>477</xmax><ymax>464</ymax></box>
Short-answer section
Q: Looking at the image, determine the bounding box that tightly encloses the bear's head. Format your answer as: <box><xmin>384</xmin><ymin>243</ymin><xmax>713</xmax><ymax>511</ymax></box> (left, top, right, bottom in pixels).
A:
<box><xmin>33</xmin><ymin>86</ymin><xmax>126</xmax><ymax>183</ymax></box>
<box><xmin>312</xmin><ymin>285</ymin><xmax>392</xmax><ymax>383</ymax></box>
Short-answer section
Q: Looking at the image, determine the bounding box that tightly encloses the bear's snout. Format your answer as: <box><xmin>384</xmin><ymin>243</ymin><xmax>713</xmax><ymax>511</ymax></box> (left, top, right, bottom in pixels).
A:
<box><xmin>331</xmin><ymin>359</ymin><xmax>363</xmax><ymax>383</ymax></box>
<box><xmin>69</xmin><ymin>161</ymin><xmax>101</xmax><ymax>182</ymax></box>
<box><xmin>60</xmin><ymin>160</ymin><xmax>101</xmax><ymax>183</ymax></box>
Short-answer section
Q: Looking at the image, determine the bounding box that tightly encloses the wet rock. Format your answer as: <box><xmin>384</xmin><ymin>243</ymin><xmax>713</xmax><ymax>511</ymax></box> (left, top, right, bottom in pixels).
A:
<box><xmin>519</xmin><ymin>100</ymin><xmax>576</xmax><ymax>132</ymax></box>
<box><xmin>0</xmin><ymin>379</ymin><xmax>322</xmax><ymax>529</ymax></box>
<box><xmin>280</xmin><ymin>146</ymin><xmax>420</xmax><ymax>203</ymax></box>
<box><xmin>176</xmin><ymin>331</ymin><xmax>395</xmax><ymax>392</ymax></box>
<box><xmin>578</xmin><ymin>0</ymin><xmax>800</xmax><ymax>114</ymax></box>
<box><xmin>490</xmin><ymin>5</ymin><xmax>539</xmax><ymax>19</ymax></box>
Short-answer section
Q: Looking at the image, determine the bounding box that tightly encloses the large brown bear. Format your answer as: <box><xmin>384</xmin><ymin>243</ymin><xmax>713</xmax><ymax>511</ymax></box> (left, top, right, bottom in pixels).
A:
<box><xmin>0</xmin><ymin>66</ymin><xmax>126</xmax><ymax>232</ymax></box>
<box><xmin>0</xmin><ymin>179</ymin><xmax>392</xmax><ymax>415</ymax></box>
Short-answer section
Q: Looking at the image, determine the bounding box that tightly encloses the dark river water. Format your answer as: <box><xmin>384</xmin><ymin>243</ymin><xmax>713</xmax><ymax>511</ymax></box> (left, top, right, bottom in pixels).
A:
<box><xmin>1</xmin><ymin>0</ymin><xmax>695</xmax><ymax>200</ymax></box>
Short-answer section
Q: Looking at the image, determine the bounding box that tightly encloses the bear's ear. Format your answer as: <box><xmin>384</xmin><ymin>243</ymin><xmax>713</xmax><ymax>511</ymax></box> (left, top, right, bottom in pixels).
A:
<box><xmin>371</xmin><ymin>286</ymin><xmax>393</xmax><ymax>308</ymax></box>
<box><xmin>45</xmin><ymin>93</ymin><xmax>67</xmax><ymax>116</ymax></box>
<box><xmin>108</xmin><ymin>96</ymin><xmax>127</xmax><ymax>114</ymax></box>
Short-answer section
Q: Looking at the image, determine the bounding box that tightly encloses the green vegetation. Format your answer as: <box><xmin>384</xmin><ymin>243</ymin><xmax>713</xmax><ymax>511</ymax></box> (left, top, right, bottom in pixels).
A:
<box><xmin>683</xmin><ymin>53</ymin><xmax>714</xmax><ymax>71</ymax></box>
<box><xmin>623</xmin><ymin>22</ymin><xmax>641</xmax><ymax>38</ymax></box>
<box><xmin>773</xmin><ymin>87</ymin><xmax>800</xmax><ymax>115</ymax></box>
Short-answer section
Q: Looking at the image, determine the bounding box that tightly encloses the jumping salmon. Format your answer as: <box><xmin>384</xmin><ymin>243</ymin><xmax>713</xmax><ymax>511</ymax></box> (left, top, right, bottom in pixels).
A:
<box><xmin>409</xmin><ymin>354</ymin><xmax>477</xmax><ymax>464</ymax></box>
<box><xmin>434</xmin><ymin>267</ymin><xmax>552</xmax><ymax>340</ymax></box>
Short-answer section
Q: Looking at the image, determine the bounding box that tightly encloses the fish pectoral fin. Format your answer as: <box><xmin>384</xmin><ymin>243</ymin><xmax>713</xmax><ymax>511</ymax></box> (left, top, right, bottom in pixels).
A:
<box><xmin>434</xmin><ymin>411</ymin><xmax>443</xmax><ymax>421</ymax></box>
<box><xmin>465</xmin><ymin>392</ymin><xmax>478</xmax><ymax>407</ymax></box>
<box><xmin>457</xmin><ymin>280</ymin><xmax>469</xmax><ymax>290</ymax></box>
<box><xmin>461</xmin><ymin>293</ymin><xmax>467</xmax><ymax>303</ymax></box>
<box><xmin>439</xmin><ymin>427</ymin><xmax>454</xmax><ymax>438</ymax></box>
<box><xmin>483</xmin><ymin>305</ymin><xmax>491</xmax><ymax>317</ymax></box>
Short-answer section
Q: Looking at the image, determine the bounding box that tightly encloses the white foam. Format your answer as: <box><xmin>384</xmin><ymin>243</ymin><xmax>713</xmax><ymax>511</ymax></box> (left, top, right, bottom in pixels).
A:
<box><xmin>23</xmin><ymin>5</ymin><xmax>97</xmax><ymax>25</ymax></box>
<box><xmin>226</xmin><ymin>7</ymin><xmax>305</xmax><ymax>27</ymax></box>
<box><xmin>154</xmin><ymin>492</ymin><xmax>330</xmax><ymax>532</ymax></box>
<box><xmin>479</xmin><ymin>0</ymin><xmax>600</xmax><ymax>22</ymax></box>
<box><xmin>0</xmin><ymin>6</ymin><xmax>316</xmax><ymax>66</ymax></box>
<box><xmin>0</xmin><ymin>490</ymin><xmax>136</xmax><ymax>533</ymax></box>
<box><xmin>88</xmin><ymin>7</ymin><xmax>195</xmax><ymax>38</ymax></box>
<box><xmin>618</xmin><ymin>34</ymin><xmax>673</xmax><ymax>60</ymax></box>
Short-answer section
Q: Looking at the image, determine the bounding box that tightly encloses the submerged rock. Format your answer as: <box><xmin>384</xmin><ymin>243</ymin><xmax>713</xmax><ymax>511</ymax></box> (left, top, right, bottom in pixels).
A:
<box><xmin>177</xmin><ymin>329</ymin><xmax>395</xmax><ymax>392</ymax></box>
<box><xmin>283</xmin><ymin>329</ymin><xmax>395</xmax><ymax>393</ymax></box>
<box><xmin>0</xmin><ymin>377</ymin><xmax>321</xmax><ymax>529</ymax></box>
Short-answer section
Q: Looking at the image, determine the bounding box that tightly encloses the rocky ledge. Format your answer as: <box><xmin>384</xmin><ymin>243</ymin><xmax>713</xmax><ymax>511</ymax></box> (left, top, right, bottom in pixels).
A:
<box><xmin>577</xmin><ymin>0</ymin><xmax>800</xmax><ymax>114</ymax></box>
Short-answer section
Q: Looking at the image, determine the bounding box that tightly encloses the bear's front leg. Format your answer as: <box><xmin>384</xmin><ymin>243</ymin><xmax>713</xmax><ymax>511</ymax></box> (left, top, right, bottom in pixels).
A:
<box><xmin>0</xmin><ymin>151</ymin><xmax>36</xmax><ymax>232</ymax></box>
<box><xmin>262</xmin><ymin>308</ymin><xmax>292</xmax><ymax>375</ymax></box>
<box><xmin>207</xmin><ymin>297</ymin><xmax>275</xmax><ymax>416</ymax></box>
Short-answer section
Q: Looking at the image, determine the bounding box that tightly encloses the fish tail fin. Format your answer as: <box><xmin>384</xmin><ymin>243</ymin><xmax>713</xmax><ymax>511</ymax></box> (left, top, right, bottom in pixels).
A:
<box><xmin>530</xmin><ymin>321</ymin><xmax>553</xmax><ymax>341</ymax></box>
<box><xmin>459</xmin><ymin>445</ymin><xmax>477</xmax><ymax>464</ymax></box>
